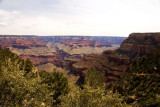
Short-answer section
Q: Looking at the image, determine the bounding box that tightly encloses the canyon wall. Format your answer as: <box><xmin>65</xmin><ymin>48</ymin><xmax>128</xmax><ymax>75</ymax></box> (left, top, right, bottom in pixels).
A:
<box><xmin>119</xmin><ymin>33</ymin><xmax>160</xmax><ymax>58</ymax></box>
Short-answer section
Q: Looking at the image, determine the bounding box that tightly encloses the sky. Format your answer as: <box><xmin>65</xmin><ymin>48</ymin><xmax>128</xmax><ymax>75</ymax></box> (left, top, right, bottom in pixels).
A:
<box><xmin>0</xmin><ymin>0</ymin><xmax>160</xmax><ymax>37</ymax></box>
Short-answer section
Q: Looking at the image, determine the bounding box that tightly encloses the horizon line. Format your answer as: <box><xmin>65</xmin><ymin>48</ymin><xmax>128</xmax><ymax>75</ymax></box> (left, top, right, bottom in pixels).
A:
<box><xmin>0</xmin><ymin>34</ymin><xmax>128</xmax><ymax>37</ymax></box>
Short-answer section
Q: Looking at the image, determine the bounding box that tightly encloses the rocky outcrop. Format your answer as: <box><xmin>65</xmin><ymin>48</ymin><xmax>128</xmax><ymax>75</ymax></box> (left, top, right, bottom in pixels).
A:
<box><xmin>119</xmin><ymin>33</ymin><xmax>160</xmax><ymax>58</ymax></box>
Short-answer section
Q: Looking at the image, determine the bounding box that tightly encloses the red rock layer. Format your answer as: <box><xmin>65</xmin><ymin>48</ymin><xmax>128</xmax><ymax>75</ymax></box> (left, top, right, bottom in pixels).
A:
<box><xmin>20</xmin><ymin>54</ymin><xmax>62</xmax><ymax>66</ymax></box>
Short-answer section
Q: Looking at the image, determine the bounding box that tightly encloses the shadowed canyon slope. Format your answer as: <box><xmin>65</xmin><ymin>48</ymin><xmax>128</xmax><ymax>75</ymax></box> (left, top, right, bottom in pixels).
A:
<box><xmin>0</xmin><ymin>35</ymin><xmax>126</xmax><ymax>72</ymax></box>
<box><xmin>71</xmin><ymin>33</ymin><xmax>160</xmax><ymax>83</ymax></box>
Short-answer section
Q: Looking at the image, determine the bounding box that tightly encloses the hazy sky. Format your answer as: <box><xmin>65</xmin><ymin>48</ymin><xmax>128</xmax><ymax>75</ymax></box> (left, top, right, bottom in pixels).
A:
<box><xmin>0</xmin><ymin>0</ymin><xmax>160</xmax><ymax>36</ymax></box>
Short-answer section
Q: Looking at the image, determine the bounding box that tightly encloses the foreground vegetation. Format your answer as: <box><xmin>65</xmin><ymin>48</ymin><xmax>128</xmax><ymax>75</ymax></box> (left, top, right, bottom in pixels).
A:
<box><xmin>0</xmin><ymin>48</ymin><xmax>69</xmax><ymax>106</ymax></box>
<box><xmin>113</xmin><ymin>49</ymin><xmax>160</xmax><ymax>107</ymax></box>
<box><xmin>1</xmin><ymin>47</ymin><xmax>159</xmax><ymax>107</ymax></box>
<box><xmin>59</xmin><ymin>68</ymin><xmax>126</xmax><ymax>107</ymax></box>
<box><xmin>0</xmin><ymin>48</ymin><xmax>125</xmax><ymax>106</ymax></box>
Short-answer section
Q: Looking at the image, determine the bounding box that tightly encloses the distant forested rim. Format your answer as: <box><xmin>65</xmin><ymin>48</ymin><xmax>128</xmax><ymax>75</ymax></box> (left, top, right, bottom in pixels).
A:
<box><xmin>0</xmin><ymin>48</ymin><xmax>126</xmax><ymax>106</ymax></box>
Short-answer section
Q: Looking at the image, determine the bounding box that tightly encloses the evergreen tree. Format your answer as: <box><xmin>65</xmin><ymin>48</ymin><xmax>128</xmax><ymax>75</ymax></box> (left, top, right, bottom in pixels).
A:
<box><xmin>0</xmin><ymin>48</ymin><xmax>53</xmax><ymax>106</ymax></box>
<box><xmin>59</xmin><ymin>67</ymin><xmax>126</xmax><ymax>107</ymax></box>
<box><xmin>84</xmin><ymin>67</ymin><xmax>104</xmax><ymax>89</ymax></box>
<box><xmin>113</xmin><ymin>48</ymin><xmax>160</xmax><ymax>106</ymax></box>
<box><xmin>25</xmin><ymin>58</ymin><xmax>34</xmax><ymax>74</ymax></box>
<box><xmin>39</xmin><ymin>71</ymin><xmax>69</xmax><ymax>105</ymax></box>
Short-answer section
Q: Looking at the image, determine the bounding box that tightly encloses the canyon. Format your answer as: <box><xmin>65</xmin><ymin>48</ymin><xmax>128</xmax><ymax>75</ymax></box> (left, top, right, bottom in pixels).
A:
<box><xmin>0</xmin><ymin>33</ymin><xmax>160</xmax><ymax>84</ymax></box>
<box><xmin>0</xmin><ymin>35</ymin><xmax>126</xmax><ymax>73</ymax></box>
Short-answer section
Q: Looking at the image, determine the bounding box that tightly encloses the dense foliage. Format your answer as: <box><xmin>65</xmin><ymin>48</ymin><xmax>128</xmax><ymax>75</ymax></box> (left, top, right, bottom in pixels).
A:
<box><xmin>59</xmin><ymin>68</ymin><xmax>126</xmax><ymax>107</ymax></box>
<box><xmin>59</xmin><ymin>85</ymin><xmax>125</xmax><ymax>107</ymax></box>
<box><xmin>131</xmin><ymin>49</ymin><xmax>160</xmax><ymax>74</ymax></box>
<box><xmin>0</xmin><ymin>48</ymin><xmax>126</xmax><ymax>107</ymax></box>
<box><xmin>0</xmin><ymin>48</ymin><xmax>69</xmax><ymax>106</ymax></box>
<box><xmin>84</xmin><ymin>67</ymin><xmax>104</xmax><ymax>88</ymax></box>
<box><xmin>39</xmin><ymin>71</ymin><xmax>69</xmax><ymax>105</ymax></box>
<box><xmin>113</xmin><ymin>48</ymin><xmax>160</xmax><ymax>107</ymax></box>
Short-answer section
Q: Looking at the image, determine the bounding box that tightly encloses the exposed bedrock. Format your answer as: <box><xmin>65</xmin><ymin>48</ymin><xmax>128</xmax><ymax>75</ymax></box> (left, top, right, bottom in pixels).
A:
<box><xmin>119</xmin><ymin>33</ymin><xmax>160</xmax><ymax>57</ymax></box>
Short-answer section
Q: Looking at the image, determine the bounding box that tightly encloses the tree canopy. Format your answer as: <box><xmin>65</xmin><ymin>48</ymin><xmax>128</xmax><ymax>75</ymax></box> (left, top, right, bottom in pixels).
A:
<box><xmin>113</xmin><ymin>48</ymin><xmax>160</xmax><ymax>107</ymax></box>
<box><xmin>0</xmin><ymin>48</ymin><xmax>69</xmax><ymax>106</ymax></box>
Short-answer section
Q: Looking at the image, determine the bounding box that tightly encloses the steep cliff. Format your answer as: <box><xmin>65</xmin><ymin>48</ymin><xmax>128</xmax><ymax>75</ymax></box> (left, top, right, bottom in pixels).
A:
<box><xmin>118</xmin><ymin>33</ymin><xmax>160</xmax><ymax>58</ymax></box>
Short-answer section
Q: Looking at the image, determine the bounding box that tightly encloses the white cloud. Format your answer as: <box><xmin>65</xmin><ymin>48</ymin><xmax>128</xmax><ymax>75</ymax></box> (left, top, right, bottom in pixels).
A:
<box><xmin>0</xmin><ymin>9</ymin><xmax>17</xmax><ymax>27</ymax></box>
<box><xmin>0</xmin><ymin>0</ymin><xmax>159</xmax><ymax>36</ymax></box>
<box><xmin>11</xmin><ymin>10</ymin><xmax>20</xmax><ymax>14</ymax></box>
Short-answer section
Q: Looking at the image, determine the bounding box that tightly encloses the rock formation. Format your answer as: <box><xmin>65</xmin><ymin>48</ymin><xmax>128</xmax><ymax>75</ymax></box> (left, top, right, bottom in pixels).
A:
<box><xmin>119</xmin><ymin>33</ymin><xmax>160</xmax><ymax>58</ymax></box>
